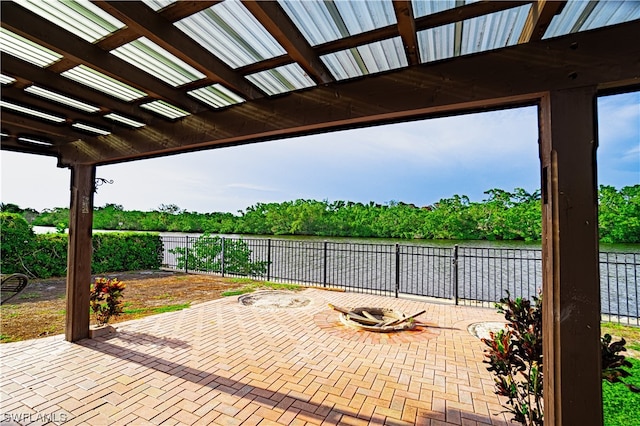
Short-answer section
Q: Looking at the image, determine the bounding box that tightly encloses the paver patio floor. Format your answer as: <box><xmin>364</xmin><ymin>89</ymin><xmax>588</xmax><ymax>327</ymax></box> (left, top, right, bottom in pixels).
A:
<box><xmin>1</xmin><ymin>289</ymin><xmax>512</xmax><ymax>425</ymax></box>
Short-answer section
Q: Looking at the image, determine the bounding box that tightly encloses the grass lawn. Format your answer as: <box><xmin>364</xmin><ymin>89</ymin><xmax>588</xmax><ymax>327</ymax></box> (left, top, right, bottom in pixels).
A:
<box><xmin>603</xmin><ymin>357</ymin><xmax>640</xmax><ymax>426</ymax></box>
<box><xmin>0</xmin><ymin>272</ymin><xmax>302</xmax><ymax>342</ymax></box>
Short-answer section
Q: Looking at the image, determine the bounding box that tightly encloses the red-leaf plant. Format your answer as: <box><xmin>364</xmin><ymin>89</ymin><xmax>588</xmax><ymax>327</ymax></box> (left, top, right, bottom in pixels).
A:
<box><xmin>482</xmin><ymin>292</ymin><xmax>543</xmax><ymax>426</ymax></box>
<box><xmin>483</xmin><ymin>292</ymin><xmax>638</xmax><ymax>426</ymax></box>
<box><xmin>89</xmin><ymin>277</ymin><xmax>126</xmax><ymax>326</ymax></box>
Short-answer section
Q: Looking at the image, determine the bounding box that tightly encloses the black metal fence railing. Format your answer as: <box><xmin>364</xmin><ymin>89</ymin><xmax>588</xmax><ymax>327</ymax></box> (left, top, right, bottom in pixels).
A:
<box><xmin>160</xmin><ymin>236</ymin><xmax>640</xmax><ymax>325</ymax></box>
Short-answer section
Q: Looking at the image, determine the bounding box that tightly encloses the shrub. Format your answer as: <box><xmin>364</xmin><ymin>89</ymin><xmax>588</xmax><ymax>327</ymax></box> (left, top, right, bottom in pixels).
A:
<box><xmin>90</xmin><ymin>277</ymin><xmax>126</xmax><ymax>325</ymax></box>
<box><xmin>0</xmin><ymin>213</ymin><xmax>36</xmax><ymax>275</ymax></box>
<box><xmin>482</xmin><ymin>292</ymin><xmax>543</xmax><ymax>426</ymax></box>
<box><xmin>28</xmin><ymin>234</ymin><xmax>68</xmax><ymax>278</ymax></box>
<box><xmin>170</xmin><ymin>234</ymin><xmax>268</xmax><ymax>276</ymax></box>
<box><xmin>1</xmin><ymin>215</ymin><xmax>163</xmax><ymax>278</ymax></box>
<box><xmin>483</xmin><ymin>293</ymin><xmax>638</xmax><ymax>426</ymax></box>
<box><xmin>92</xmin><ymin>233</ymin><xmax>163</xmax><ymax>274</ymax></box>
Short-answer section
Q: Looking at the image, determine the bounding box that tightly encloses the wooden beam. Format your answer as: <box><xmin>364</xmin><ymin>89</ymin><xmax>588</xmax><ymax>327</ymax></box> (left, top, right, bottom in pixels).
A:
<box><xmin>1</xmin><ymin>53</ymin><xmax>156</xmax><ymax>123</ymax></box>
<box><xmin>51</xmin><ymin>20</ymin><xmax>639</xmax><ymax>165</ymax></box>
<box><xmin>0</xmin><ymin>134</ymin><xmax>59</xmax><ymax>157</ymax></box>
<box><xmin>237</xmin><ymin>0</ymin><xmax>531</xmax><ymax>74</ymax></box>
<box><xmin>2</xmin><ymin>86</ymin><xmax>104</xmax><ymax>121</ymax></box>
<box><xmin>158</xmin><ymin>1</ymin><xmax>221</xmax><ymax>22</ymax></box>
<box><xmin>65</xmin><ymin>164</ymin><xmax>95</xmax><ymax>342</ymax></box>
<box><xmin>315</xmin><ymin>1</ymin><xmax>530</xmax><ymax>55</ymax></box>
<box><xmin>1</xmin><ymin>2</ymin><xmax>205</xmax><ymax>113</ymax></box>
<box><xmin>94</xmin><ymin>1</ymin><xmax>261</xmax><ymax>100</ymax></box>
<box><xmin>96</xmin><ymin>1</ymin><xmax>221</xmax><ymax>51</ymax></box>
<box><xmin>519</xmin><ymin>0</ymin><xmax>566</xmax><ymax>43</ymax></box>
<box><xmin>538</xmin><ymin>86</ymin><xmax>602</xmax><ymax>425</ymax></box>
<box><xmin>241</xmin><ymin>1</ymin><xmax>334</xmax><ymax>84</ymax></box>
<box><xmin>415</xmin><ymin>0</ymin><xmax>531</xmax><ymax>31</ymax></box>
<box><xmin>0</xmin><ymin>110</ymin><xmax>79</xmax><ymax>142</ymax></box>
<box><xmin>392</xmin><ymin>0</ymin><xmax>421</xmax><ymax>66</ymax></box>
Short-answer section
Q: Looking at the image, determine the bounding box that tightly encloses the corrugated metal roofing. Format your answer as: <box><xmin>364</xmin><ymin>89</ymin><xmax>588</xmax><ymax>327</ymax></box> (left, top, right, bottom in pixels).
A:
<box><xmin>141</xmin><ymin>0</ymin><xmax>177</xmax><ymax>13</ymax></box>
<box><xmin>24</xmin><ymin>85</ymin><xmax>101</xmax><ymax>113</ymax></box>
<box><xmin>1</xmin><ymin>0</ymin><xmax>638</xmax><ymax>155</ymax></box>
<box><xmin>417</xmin><ymin>4</ymin><xmax>530</xmax><ymax>63</ymax></box>
<box><xmin>104</xmin><ymin>113</ymin><xmax>146</xmax><ymax>128</ymax></box>
<box><xmin>140</xmin><ymin>100</ymin><xmax>190</xmax><ymax>119</ymax></box>
<box><xmin>0</xmin><ymin>28</ymin><xmax>63</xmax><ymax>68</ymax></box>
<box><xmin>71</xmin><ymin>122</ymin><xmax>111</xmax><ymax>136</ymax></box>
<box><xmin>18</xmin><ymin>0</ymin><xmax>125</xmax><ymax>43</ymax></box>
<box><xmin>544</xmin><ymin>0</ymin><xmax>640</xmax><ymax>38</ymax></box>
<box><xmin>321</xmin><ymin>37</ymin><xmax>407</xmax><ymax>80</ymax></box>
<box><xmin>461</xmin><ymin>4</ymin><xmax>530</xmax><ymax>55</ymax></box>
<box><xmin>1</xmin><ymin>99</ymin><xmax>66</xmax><ymax>123</ymax></box>
<box><xmin>245</xmin><ymin>63</ymin><xmax>316</xmax><ymax>96</ymax></box>
<box><xmin>411</xmin><ymin>0</ymin><xmax>459</xmax><ymax>18</ymax></box>
<box><xmin>0</xmin><ymin>74</ymin><xmax>17</xmax><ymax>85</ymax></box>
<box><xmin>110</xmin><ymin>37</ymin><xmax>206</xmax><ymax>87</ymax></box>
<box><xmin>175</xmin><ymin>0</ymin><xmax>286</xmax><ymax>69</ymax></box>
<box><xmin>279</xmin><ymin>0</ymin><xmax>397</xmax><ymax>45</ymax></box>
<box><xmin>188</xmin><ymin>84</ymin><xmax>245</xmax><ymax>109</ymax></box>
<box><xmin>61</xmin><ymin>65</ymin><xmax>148</xmax><ymax>102</ymax></box>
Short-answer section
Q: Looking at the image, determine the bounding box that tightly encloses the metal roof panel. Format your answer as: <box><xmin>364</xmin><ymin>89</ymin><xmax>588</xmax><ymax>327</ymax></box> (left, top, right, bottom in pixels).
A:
<box><xmin>110</xmin><ymin>37</ymin><xmax>206</xmax><ymax>87</ymax></box>
<box><xmin>175</xmin><ymin>0</ymin><xmax>286</xmax><ymax>69</ymax></box>
<box><xmin>279</xmin><ymin>0</ymin><xmax>396</xmax><ymax>46</ymax></box>
<box><xmin>18</xmin><ymin>0</ymin><xmax>125</xmax><ymax>43</ymax></box>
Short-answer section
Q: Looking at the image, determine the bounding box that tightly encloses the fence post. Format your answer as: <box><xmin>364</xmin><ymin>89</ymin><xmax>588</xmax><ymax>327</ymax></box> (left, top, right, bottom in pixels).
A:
<box><xmin>323</xmin><ymin>241</ymin><xmax>328</xmax><ymax>287</ymax></box>
<box><xmin>267</xmin><ymin>238</ymin><xmax>271</xmax><ymax>281</ymax></box>
<box><xmin>184</xmin><ymin>236</ymin><xmax>189</xmax><ymax>274</ymax></box>
<box><xmin>453</xmin><ymin>245</ymin><xmax>459</xmax><ymax>305</ymax></box>
<box><xmin>395</xmin><ymin>244</ymin><xmax>400</xmax><ymax>298</ymax></box>
<box><xmin>221</xmin><ymin>237</ymin><xmax>225</xmax><ymax>277</ymax></box>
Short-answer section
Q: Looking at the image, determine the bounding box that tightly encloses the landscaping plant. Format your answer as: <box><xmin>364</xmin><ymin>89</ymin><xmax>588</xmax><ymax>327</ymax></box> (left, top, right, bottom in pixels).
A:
<box><xmin>170</xmin><ymin>234</ymin><xmax>269</xmax><ymax>276</ymax></box>
<box><xmin>483</xmin><ymin>292</ymin><xmax>638</xmax><ymax>426</ymax></box>
<box><xmin>482</xmin><ymin>292</ymin><xmax>543</xmax><ymax>426</ymax></box>
<box><xmin>89</xmin><ymin>277</ymin><xmax>126</xmax><ymax>325</ymax></box>
<box><xmin>601</xmin><ymin>333</ymin><xmax>640</xmax><ymax>392</ymax></box>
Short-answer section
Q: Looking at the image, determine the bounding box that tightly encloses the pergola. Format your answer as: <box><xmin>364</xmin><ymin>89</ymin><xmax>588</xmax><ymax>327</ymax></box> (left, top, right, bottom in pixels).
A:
<box><xmin>1</xmin><ymin>1</ymin><xmax>639</xmax><ymax>424</ymax></box>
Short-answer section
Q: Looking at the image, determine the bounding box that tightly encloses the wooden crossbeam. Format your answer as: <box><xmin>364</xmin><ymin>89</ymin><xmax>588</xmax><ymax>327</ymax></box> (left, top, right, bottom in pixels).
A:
<box><xmin>2</xmin><ymin>2</ymin><xmax>204</xmax><ymax>114</ymax></box>
<box><xmin>94</xmin><ymin>1</ymin><xmax>261</xmax><ymax>100</ymax></box>
<box><xmin>519</xmin><ymin>0</ymin><xmax>567</xmax><ymax>43</ymax></box>
<box><xmin>242</xmin><ymin>1</ymin><xmax>334</xmax><ymax>84</ymax></box>
<box><xmin>392</xmin><ymin>0</ymin><xmax>421</xmax><ymax>66</ymax></box>
<box><xmin>0</xmin><ymin>53</ymin><xmax>156</xmax><ymax>123</ymax></box>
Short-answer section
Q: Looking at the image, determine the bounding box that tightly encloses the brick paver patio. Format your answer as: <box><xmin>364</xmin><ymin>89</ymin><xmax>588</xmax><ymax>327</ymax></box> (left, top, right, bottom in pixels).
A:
<box><xmin>1</xmin><ymin>289</ymin><xmax>512</xmax><ymax>425</ymax></box>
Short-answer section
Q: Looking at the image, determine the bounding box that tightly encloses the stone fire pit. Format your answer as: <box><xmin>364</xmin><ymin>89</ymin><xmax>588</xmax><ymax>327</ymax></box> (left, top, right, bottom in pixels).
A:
<box><xmin>238</xmin><ymin>290</ymin><xmax>310</xmax><ymax>309</ymax></box>
<box><xmin>330</xmin><ymin>304</ymin><xmax>424</xmax><ymax>333</ymax></box>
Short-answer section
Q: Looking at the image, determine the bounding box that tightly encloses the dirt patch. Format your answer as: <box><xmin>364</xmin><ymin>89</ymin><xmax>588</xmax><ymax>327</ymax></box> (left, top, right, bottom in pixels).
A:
<box><xmin>0</xmin><ymin>271</ymin><xmax>255</xmax><ymax>342</ymax></box>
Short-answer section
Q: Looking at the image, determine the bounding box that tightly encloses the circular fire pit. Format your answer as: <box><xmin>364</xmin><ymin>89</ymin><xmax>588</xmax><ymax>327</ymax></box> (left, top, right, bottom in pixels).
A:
<box><xmin>468</xmin><ymin>321</ymin><xmax>507</xmax><ymax>340</ymax></box>
<box><xmin>239</xmin><ymin>290</ymin><xmax>310</xmax><ymax>309</ymax></box>
<box><xmin>339</xmin><ymin>307</ymin><xmax>416</xmax><ymax>332</ymax></box>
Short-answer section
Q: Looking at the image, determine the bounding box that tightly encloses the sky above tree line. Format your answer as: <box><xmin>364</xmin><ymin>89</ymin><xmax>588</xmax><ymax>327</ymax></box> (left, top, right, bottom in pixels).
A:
<box><xmin>1</xmin><ymin>91</ymin><xmax>638</xmax><ymax>214</ymax></box>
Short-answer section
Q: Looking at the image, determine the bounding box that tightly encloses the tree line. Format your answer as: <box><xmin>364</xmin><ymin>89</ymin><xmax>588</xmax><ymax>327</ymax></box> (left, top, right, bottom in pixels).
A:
<box><xmin>2</xmin><ymin>185</ymin><xmax>638</xmax><ymax>243</ymax></box>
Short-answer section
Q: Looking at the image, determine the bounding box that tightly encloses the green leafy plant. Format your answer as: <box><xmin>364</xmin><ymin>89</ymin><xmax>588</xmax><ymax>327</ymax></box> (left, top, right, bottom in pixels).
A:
<box><xmin>170</xmin><ymin>234</ymin><xmax>269</xmax><ymax>276</ymax></box>
<box><xmin>482</xmin><ymin>292</ymin><xmax>543</xmax><ymax>426</ymax></box>
<box><xmin>483</xmin><ymin>293</ymin><xmax>638</xmax><ymax>426</ymax></box>
<box><xmin>89</xmin><ymin>277</ymin><xmax>126</xmax><ymax>325</ymax></box>
<box><xmin>601</xmin><ymin>334</ymin><xmax>640</xmax><ymax>392</ymax></box>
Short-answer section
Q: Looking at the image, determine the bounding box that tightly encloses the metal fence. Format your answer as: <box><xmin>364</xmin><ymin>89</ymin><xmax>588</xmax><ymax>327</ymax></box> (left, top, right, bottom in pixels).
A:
<box><xmin>160</xmin><ymin>236</ymin><xmax>640</xmax><ymax>325</ymax></box>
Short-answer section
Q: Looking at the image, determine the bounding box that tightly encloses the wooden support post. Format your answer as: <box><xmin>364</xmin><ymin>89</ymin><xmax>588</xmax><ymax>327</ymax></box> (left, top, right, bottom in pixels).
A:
<box><xmin>538</xmin><ymin>87</ymin><xmax>602</xmax><ymax>425</ymax></box>
<box><xmin>65</xmin><ymin>164</ymin><xmax>96</xmax><ymax>342</ymax></box>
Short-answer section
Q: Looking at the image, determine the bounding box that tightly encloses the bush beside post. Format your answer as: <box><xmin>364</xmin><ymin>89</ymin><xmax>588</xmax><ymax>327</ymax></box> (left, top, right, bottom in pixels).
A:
<box><xmin>482</xmin><ymin>292</ymin><xmax>638</xmax><ymax>426</ymax></box>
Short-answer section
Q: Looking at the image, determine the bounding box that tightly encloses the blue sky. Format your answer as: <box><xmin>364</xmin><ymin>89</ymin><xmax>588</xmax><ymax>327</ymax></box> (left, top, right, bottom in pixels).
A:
<box><xmin>1</xmin><ymin>91</ymin><xmax>638</xmax><ymax>214</ymax></box>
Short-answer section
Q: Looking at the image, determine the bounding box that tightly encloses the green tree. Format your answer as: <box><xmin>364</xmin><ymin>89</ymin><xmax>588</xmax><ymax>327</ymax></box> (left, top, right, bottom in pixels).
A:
<box><xmin>599</xmin><ymin>185</ymin><xmax>640</xmax><ymax>243</ymax></box>
<box><xmin>170</xmin><ymin>234</ymin><xmax>268</xmax><ymax>276</ymax></box>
